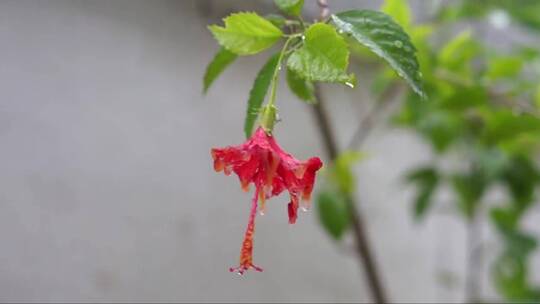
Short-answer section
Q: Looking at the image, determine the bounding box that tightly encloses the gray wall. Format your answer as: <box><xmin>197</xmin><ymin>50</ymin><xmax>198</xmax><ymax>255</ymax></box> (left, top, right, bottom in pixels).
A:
<box><xmin>0</xmin><ymin>0</ymin><xmax>538</xmax><ymax>302</ymax></box>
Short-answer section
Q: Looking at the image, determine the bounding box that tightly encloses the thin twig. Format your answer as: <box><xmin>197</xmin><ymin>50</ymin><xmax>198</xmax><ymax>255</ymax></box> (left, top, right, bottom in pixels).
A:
<box><xmin>310</xmin><ymin>1</ymin><xmax>388</xmax><ymax>302</ymax></box>
<box><xmin>317</xmin><ymin>0</ymin><xmax>330</xmax><ymax>20</ymax></box>
<box><xmin>312</xmin><ymin>84</ymin><xmax>388</xmax><ymax>303</ymax></box>
<box><xmin>347</xmin><ymin>83</ymin><xmax>404</xmax><ymax>150</ymax></box>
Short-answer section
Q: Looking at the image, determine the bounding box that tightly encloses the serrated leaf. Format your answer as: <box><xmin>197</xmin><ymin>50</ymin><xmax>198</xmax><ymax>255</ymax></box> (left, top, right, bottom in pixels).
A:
<box><xmin>244</xmin><ymin>53</ymin><xmax>280</xmax><ymax>138</ymax></box>
<box><xmin>381</xmin><ymin>0</ymin><xmax>411</xmax><ymax>28</ymax></box>
<box><xmin>287</xmin><ymin>23</ymin><xmax>355</xmax><ymax>85</ymax></box>
<box><xmin>274</xmin><ymin>0</ymin><xmax>304</xmax><ymax>17</ymax></box>
<box><xmin>332</xmin><ymin>10</ymin><xmax>425</xmax><ymax>98</ymax></box>
<box><xmin>208</xmin><ymin>12</ymin><xmax>283</xmax><ymax>55</ymax></box>
<box><xmin>286</xmin><ymin>67</ymin><xmax>315</xmax><ymax>103</ymax></box>
<box><xmin>316</xmin><ymin>191</ymin><xmax>350</xmax><ymax>240</ymax></box>
<box><xmin>203</xmin><ymin>47</ymin><xmax>237</xmax><ymax>93</ymax></box>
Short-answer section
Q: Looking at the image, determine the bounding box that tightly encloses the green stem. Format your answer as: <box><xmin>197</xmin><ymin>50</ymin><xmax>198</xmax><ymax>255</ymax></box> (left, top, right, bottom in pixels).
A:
<box><xmin>268</xmin><ymin>36</ymin><xmax>296</xmax><ymax>107</ymax></box>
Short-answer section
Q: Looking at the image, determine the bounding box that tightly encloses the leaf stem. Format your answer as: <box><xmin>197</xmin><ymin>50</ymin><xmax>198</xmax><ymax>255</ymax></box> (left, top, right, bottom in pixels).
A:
<box><xmin>268</xmin><ymin>36</ymin><xmax>296</xmax><ymax>107</ymax></box>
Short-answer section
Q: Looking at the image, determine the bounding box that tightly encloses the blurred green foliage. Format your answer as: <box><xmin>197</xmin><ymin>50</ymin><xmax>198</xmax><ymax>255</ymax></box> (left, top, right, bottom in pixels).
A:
<box><xmin>317</xmin><ymin>0</ymin><xmax>540</xmax><ymax>301</ymax></box>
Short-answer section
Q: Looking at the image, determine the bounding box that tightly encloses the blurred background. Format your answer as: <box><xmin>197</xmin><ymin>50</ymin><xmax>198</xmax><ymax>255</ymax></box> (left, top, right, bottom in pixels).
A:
<box><xmin>0</xmin><ymin>0</ymin><xmax>539</xmax><ymax>302</ymax></box>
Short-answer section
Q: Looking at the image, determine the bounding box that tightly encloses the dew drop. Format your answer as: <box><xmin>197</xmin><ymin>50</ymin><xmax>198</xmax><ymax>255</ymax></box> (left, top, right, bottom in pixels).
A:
<box><xmin>345</xmin><ymin>82</ymin><xmax>354</xmax><ymax>88</ymax></box>
<box><xmin>301</xmin><ymin>206</ymin><xmax>309</xmax><ymax>212</ymax></box>
<box><xmin>394</xmin><ymin>40</ymin><xmax>403</xmax><ymax>48</ymax></box>
<box><xmin>259</xmin><ymin>210</ymin><xmax>265</xmax><ymax>216</ymax></box>
<box><xmin>417</xmin><ymin>71</ymin><xmax>423</xmax><ymax>78</ymax></box>
<box><xmin>338</xmin><ymin>30</ymin><xmax>344</xmax><ymax>34</ymax></box>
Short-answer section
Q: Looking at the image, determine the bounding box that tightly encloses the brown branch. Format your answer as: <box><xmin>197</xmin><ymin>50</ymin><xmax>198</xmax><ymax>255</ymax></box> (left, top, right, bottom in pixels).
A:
<box><xmin>312</xmin><ymin>84</ymin><xmax>388</xmax><ymax>303</ymax></box>
<box><xmin>317</xmin><ymin>0</ymin><xmax>330</xmax><ymax>21</ymax></box>
<box><xmin>309</xmin><ymin>1</ymin><xmax>388</xmax><ymax>302</ymax></box>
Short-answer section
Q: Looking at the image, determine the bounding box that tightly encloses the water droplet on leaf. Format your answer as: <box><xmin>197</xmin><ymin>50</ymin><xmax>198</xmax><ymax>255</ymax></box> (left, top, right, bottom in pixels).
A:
<box><xmin>345</xmin><ymin>82</ymin><xmax>354</xmax><ymax>88</ymax></box>
<box><xmin>394</xmin><ymin>40</ymin><xmax>403</xmax><ymax>48</ymax></box>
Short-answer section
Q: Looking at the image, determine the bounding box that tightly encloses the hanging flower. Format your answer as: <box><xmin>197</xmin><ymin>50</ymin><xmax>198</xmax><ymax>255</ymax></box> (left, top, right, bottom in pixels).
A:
<box><xmin>211</xmin><ymin>127</ymin><xmax>323</xmax><ymax>274</ymax></box>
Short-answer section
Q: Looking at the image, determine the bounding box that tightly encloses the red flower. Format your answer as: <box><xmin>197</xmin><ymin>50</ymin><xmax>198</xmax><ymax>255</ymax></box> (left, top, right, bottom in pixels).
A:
<box><xmin>211</xmin><ymin>127</ymin><xmax>323</xmax><ymax>274</ymax></box>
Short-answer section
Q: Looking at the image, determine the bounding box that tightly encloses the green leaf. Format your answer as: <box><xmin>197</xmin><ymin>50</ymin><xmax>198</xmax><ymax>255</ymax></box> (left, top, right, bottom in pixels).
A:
<box><xmin>274</xmin><ymin>0</ymin><xmax>304</xmax><ymax>17</ymax></box>
<box><xmin>316</xmin><ymin>191</ymin><xmax>350</xmax><ymax>240</ymax></box>
<box><xmin>208</xmin><ymin>12</ymin><xmax>283</xmax><ymax>55</ymax></box>
<box><xmin>438</xmin><ymin>30</ymin><xmax>480</xmax><ymax>76</ymax></box>
<box><xmin>501</xmin><ymin>156</ymin><xmax>538</xmax><ymax>207</ymax></box>
<box><xmin>485</xmin><ymin>56</ymin><xmax>523</xmax><ymax>81</ymax></box>
<box><xmin>287</xmin><ymin>23</ymin><xmax>355</xmax><ymax>85</ymax></box>
<box><xmin>406</xmin><ymin>167</ymin><xmax>439</xmax><ymax>220</ymax></box>
<box><xmin>244</xmin><ymin>53</ymin><xmax>280</xmax><ymax>137</ymax></box>
<box><xmin>265</xmin><ymin>14</ymin><xmax>287</xmax><ymax>28</ymax></box>
<box><xmin>452</xmin><ymin>170</ymin><xmax>486</xmax><ymax>219</ymax></box>
<box><xmin>332</xmin><ymin>10</ymin><xmax>425</xmax><ymax>98</ymax></box>
<box><xmin>328</xmin><ymin>151</ymin><xmax>365</xmax><ymax>194</ymax></box>
<box><xmin>534</xmin><ymin>85</ymin><xmax>540</xmax><ymax>109</ymax></box>
<box><xmin>286</xmin><ymin>67</ymin><xmax>315</xmax><ymax>103</ymax></box>
<box><xmin>491</xmin><ymin>207</ymin><xmax>520</xmax><ymax>231</ymax></box>
<box><xmin>381</xmin><ymin>0</ymin><xmax>411</xmax><ymax>28</ymax></box>
<box><xmin>203</xmin><ymin>47</ymin><xmax>237</xmax><ymax>93</ymax></box>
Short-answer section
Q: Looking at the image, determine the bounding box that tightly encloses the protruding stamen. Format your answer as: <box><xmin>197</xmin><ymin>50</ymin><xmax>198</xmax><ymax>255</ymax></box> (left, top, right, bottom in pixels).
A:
<box><xmin>230</xmin><ymin>187</ymin><xmax>263</xmax><ymax>275</ymax></box>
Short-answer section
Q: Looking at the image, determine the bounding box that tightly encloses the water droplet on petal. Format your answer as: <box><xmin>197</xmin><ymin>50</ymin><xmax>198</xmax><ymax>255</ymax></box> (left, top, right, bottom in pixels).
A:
<box><xmin>345</xmin><ymin>82</ymin><xmax>354</xmax><ymax>88</ymax></box>
<box><xmin>259</xmin><ymin>210</ymin><xmax>265</xmax><ymax>216</ymax></box>
<box><xmin>301</xmin><ymin>206</ymin><xmax>308</xmax><ymax>212</ymax></box>
<box><xmin>394</xmin><ymin>40</ymin><xmax>403</xmax><ymax>48</ymax></box>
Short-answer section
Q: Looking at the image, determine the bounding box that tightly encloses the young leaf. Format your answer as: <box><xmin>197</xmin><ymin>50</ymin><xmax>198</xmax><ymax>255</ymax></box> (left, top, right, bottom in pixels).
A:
<box><xmin>332</xmin><ymin>10</ymin><xmax>425</xmax><ymax>98</ymax></box>
<box><xmin>381</xmin><ymin>0</ymin><xmax>411</xmax><ymax>28</ymax></box>
<box><xmin>316</xmin><ymin>191</ymin><xmax>350</xmax><ymax>240</ymax></box>
<box><xmin>287</xmin><ymin>23</ymin><xmax>355</xmax><ymax>85</ymax></box>
<box><xmin>208</xmin><ymin>12</ymin><xmax>283</xmax><ymax>55</ymax></box>
<box><xmin>274</xmin><ymin>0</ymin><xmax>304</xmax><ymax>17</ymax></box>
<box><xmin>286</xmin><ymin>67</ymin><xmax>315</xmax><ymax>103</ymax></box>
<box><xmin>244</xmin><ymin>54</ymin><xmax>281</xmax><ymax>138</ymax></box>
<box><xmin>203</xmin><ymin>47</ymin><xmax>237</xmax><ymax>93</ymax></box>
